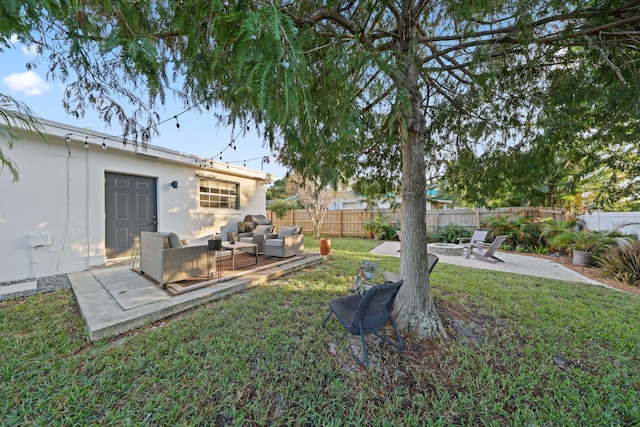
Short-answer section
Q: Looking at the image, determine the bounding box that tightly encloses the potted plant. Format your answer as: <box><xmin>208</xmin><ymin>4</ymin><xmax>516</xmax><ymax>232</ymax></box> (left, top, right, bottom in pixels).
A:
<box><xmin>550</xmin><ymin>229</ymin><xmax>615</xmax><ymax>266</ymax></box>
<box><xmin>363</xmin><ymin>214</ymin><xmax>395</xmax><ymax>240</ymax></box>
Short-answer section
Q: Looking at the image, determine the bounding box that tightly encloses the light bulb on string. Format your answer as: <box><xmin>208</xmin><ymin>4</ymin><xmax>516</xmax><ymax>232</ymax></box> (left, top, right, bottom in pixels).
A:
<box><xmin>175</xmin><ymin>116</ymin><xmax>180</xmax><ymax>130</ymax></box>
<box><xmin>84</xmin><ymin>137</ymin><xmax>89</xmax><ymax>149</ymax></box>
<box><xmin>102</xmin><ymin>138</ymin><xmax>107</xmax><ymax>150</ymax></box>
<box><xmin>65</xmin><ymin>134</ymin><xmax>71</xmax><ymax>143</ymax></box>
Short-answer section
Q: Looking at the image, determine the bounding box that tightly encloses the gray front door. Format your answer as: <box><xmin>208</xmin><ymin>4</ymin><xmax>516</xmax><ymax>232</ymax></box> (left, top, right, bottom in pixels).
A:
<box><xmin>105</xmin><ymin>172</ymin><xmax>157</xmax><ymax>258</ymax></box>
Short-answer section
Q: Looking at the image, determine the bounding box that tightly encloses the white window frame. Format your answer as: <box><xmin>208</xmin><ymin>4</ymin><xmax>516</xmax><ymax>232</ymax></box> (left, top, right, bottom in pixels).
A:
<box><xmin>199</xmin><ymin>178</ymin><xmax>239</xmax><ymax>210</ymax></box>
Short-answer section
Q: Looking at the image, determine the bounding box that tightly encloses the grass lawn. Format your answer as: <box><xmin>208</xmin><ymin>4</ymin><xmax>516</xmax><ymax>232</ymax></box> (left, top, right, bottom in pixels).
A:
<box><xmin>1</xmin><ymin>237</ymin><xmax>639</xmax><ymax>425</ymax></box>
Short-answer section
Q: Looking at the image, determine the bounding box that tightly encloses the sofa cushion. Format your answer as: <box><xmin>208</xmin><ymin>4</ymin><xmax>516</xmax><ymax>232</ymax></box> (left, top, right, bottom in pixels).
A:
<box><xmin>265</xmin><ymin>238</ymin><xmax>283</xmax><ymax>247</ymax></box>
<box><xmin>253</xmin><ymin>224</ymin><xmax>273</xmax><ymax>235</ymax></box>
<box><xmin>278</xmin><ymin>226</ymin><xmax>299</xmax><ymax>239</ymax></box>
<box><xmin>168</xmin><ymin>232</ymin><xmax>183</xmax><ymax>248</ymax></box>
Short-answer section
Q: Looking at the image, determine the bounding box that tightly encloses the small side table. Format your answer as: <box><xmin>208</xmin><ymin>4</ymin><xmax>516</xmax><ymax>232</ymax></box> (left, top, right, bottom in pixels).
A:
<box><xmin>208</xmin><ymin>239</ymin><xmax>222</xmax><ymax>280</ymax></box>
<box><xmin>221</xmin><ymin>241</ymin><xmax>258</xmax><ymax>270</ymax></box>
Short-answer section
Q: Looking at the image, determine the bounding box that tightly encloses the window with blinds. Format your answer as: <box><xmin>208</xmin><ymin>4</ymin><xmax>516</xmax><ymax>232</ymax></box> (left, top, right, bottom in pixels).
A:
<box><xmin>199</xmin><ymin>178</ymin><xmax>239</xmax><ymax>209</ymax></box>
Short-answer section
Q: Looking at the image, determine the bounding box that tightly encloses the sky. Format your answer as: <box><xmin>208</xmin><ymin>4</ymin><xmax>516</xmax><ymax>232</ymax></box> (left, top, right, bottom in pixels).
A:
<box><xmin>0</xmin><ymin>36</ymin><xmax>287</xmax><ymax>179</ymax></box>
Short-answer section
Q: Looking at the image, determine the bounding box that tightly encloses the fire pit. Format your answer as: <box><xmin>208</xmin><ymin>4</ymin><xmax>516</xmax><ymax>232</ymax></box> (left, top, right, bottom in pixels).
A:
<box><xmin>427</xmin><ymin>243</ymin><xmax>464</xmax><ymax>256</ymax></box>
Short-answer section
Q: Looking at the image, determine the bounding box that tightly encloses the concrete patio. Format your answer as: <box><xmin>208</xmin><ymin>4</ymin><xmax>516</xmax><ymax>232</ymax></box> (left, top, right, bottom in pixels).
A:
<box><xmin>369</xmin><ymin>241</ymin><xmax>609</xmax><ymax>287</ymax></box>
<box><xmin>69</xmin><ymin>252</ymin><xmax>324</xmax><ymax>341</ymax></box>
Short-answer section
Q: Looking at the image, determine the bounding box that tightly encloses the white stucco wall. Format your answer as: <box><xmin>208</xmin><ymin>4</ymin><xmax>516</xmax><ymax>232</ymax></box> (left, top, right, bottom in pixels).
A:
<box><xmin>0</xmin><ymin>119</ymin><xmax>275</xmax><ymax>282</ymax></box>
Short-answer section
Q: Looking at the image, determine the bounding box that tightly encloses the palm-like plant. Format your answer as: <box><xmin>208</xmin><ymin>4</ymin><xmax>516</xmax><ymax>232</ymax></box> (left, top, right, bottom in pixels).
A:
<box><xmin>0</xmin><ymin>94</ymin><xmax>46</xmax><ymax>182</ymax></box>
<box><xmin>598</xmin><ymin>242</ymin><xmax>640</xmax><ymax>286</ymax></box>
<box><xmin>539</xmin><ymin>219</ymin><xmax>578</xmax><ymax>251</ymax></box>
<box><xmin>550</xmin><ymin>229</ymin><xmax>616</xmax><ymax>259</ymax></box>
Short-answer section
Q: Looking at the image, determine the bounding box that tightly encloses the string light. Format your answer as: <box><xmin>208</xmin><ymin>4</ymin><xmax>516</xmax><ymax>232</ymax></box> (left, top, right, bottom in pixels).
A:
<box><xmin>195</xmin><ymin>154</ymin><xmax>274</xmax><ymax>170</ymax></box>
<box><xmin>49</xmin><ymin>106</ymin><xmax>272</xmax><ymax>171</ymax></box>
<box><xmin>64</xmin><ymin>133</ymin><xmax>72</xmax><ymax>155</ymax></box>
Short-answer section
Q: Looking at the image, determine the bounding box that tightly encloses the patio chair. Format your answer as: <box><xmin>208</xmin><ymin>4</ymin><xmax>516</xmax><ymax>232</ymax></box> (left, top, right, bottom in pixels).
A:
<box><xmin>322</xmin><ymin>280</ymin><xmax>404</xmax><ymax>368</ymax></box>
<box><xmin>264</xmin><ymin>226</ymin><xmax>304</xmax><ymax>258</ymax></box>
<box><xmin>382</xmin><ymin>253</ymin><xmax>439</xmax><ymax>284</ymax></box>
<box><xmin>140</xmin><ymin>232</ymin><xmax>208</xmax><ymax>289</ymax></box>
<box><xmin>465</xmin><ymin>235</ymin><xmax>507</xmax><ymax>263</ymax></box>
<box><xmin>238</xmin><ymin>224</ymin><xmax>276</xmax><ymax>255</ymax></box>
<box><xmin>457</xmin><ymin>230</ymin><xmax>488</xmax><ymax>248</ymax></box>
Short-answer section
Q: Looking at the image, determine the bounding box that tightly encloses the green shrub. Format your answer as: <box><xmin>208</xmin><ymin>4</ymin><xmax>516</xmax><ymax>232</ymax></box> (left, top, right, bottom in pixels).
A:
<box><xmin>539</xmin><ymin>219</ymin><xmax>577</xmax><ymax>252</ymax></box>
<box><xmin>363</xmin><ymin>214</ymin><xmax>398</xmax><ymax>240</ymax></box>
<box><xmin>428</xmin><ymin>224</ymin><xmax>471</xmax><ymax>243</ymax></box>
<box><xmin>484</xmin><ymin>216</ymin><xmax>544</xmax><ymax>250</ymax></box>
<box><xmin>598</xmin><ymin>241</ymin><xmax>640</xmax><ymax>286</ymax></box>
<box><xmin>269</xmin><ymin>200</ymin><xmax>294</xmax><ymax>219</ymax></box>
<box><xmin>550</xmin><ymin>229</ymin><xmax>617</xmax><ymax>260</ymax></box>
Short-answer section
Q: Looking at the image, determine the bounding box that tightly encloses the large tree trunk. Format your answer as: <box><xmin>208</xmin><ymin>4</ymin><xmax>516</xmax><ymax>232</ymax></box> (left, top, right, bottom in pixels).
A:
<box><xmin>392</xmin><ymin>27</ymin><xmax>447</xmax><ymax>339</ymax></box>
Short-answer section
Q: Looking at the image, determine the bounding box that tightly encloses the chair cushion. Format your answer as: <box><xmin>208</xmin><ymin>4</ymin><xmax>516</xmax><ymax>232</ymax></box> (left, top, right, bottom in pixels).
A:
<box><xmin>168</xmin><ymin>233</ymin><xmax>183</xmax><ymax>248</ymax></box>
<box><xmin>278</xmin><ymin>226</ymin><xmax>299</xmax><ymax>239</ymax></box>
<box><xmin>253</xmin><ymin>224</ymin><xmax>273</xmax><ymax>235</ymax></box>
<box><xmin>239</xmin><ymin>236</ymin><xmax>254</xmax><ymax>244</ymax></box>
<box><xmin>265</xmin><ymin>238</ymin><xmax>283</xmax><ymax>247</ymax></box>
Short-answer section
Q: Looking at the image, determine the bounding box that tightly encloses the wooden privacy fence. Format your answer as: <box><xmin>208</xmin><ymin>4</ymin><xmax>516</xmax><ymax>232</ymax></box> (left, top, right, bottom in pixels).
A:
<box><xmin>266</xmin><ymin>207</ymin><xmax>566</xmax><ymax>238</ymax></box>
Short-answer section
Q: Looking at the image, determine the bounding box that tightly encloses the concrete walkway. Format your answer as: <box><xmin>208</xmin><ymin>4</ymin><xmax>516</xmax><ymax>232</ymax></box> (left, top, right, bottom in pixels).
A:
<box><xmin>369</xmin><ymin>241</ymin><xmax>608</xmax><ymax>286</ymax></box>
<box><xmin>69</xmin><ymin>253</ymin><xmax>324</xmax><ymax>341</ymax></box>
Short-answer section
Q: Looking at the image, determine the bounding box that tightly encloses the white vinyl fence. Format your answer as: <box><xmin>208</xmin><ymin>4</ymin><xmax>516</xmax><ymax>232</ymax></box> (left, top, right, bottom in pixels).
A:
<box><xmin>578</xmin><ymin>211</ymin><xmax>640</xmax><ymax>237</ymax></box>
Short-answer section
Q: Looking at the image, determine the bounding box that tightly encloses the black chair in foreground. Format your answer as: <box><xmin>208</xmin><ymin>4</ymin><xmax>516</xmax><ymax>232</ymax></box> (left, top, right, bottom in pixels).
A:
<box><xmin>322</xmin><ymin>280</ymin><xmax>404</xmax><ymax>367</ymax></box>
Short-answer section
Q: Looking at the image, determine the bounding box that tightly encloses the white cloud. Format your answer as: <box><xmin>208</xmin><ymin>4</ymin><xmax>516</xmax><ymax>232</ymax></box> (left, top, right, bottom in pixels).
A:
<box><xmin>2</xmin><ymin>71</ymin><xmax>52</xmax><ymax>96</ymax></box>
<box><xmin>9</xmin><ymin>33</ymin><xmax>39</xmax><ymax>56</ymax></box>
<box><xmin>21</xmin><ymin>44</ymin><xmax>38</xmax><ymax>56</ymax></box>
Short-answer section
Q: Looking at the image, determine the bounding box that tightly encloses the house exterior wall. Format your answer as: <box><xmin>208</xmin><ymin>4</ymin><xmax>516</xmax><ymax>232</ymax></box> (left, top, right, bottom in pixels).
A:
<box><xmin>0</xmin><ymin>119</ymin><xmax>274</xmax><ymax>283</ymax></box>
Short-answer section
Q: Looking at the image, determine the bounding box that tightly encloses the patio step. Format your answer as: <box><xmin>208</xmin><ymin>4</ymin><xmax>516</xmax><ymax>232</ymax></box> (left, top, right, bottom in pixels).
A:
<box><xmin>69</xmin><ymin>252</ymin><xmax>324</xmax><ymax>340</ymax></box>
